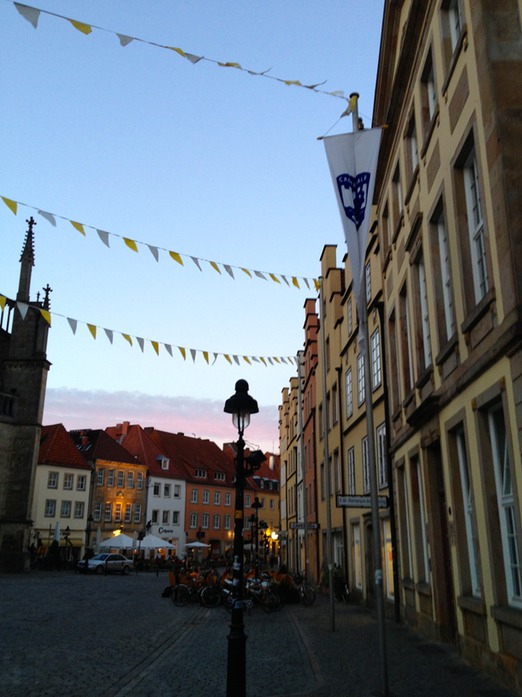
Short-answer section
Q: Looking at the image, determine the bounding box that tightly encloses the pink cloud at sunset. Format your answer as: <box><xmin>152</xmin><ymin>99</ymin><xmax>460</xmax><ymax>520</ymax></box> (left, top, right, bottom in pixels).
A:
<box><xmin>43</xmin><ymin>387</ymin><xmax>281</xmax><ymax>454</ymax></box>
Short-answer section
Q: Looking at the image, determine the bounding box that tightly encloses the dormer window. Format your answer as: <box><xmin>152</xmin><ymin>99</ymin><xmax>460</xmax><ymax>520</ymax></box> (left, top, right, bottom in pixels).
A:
<box><xmin>157</xmin><ymin>455</ymin><xmax>170</xmax><ymax>470</ymax></box>
<box><xmin>195</xmin><ymin>468</ymin><xmax>207</xmax><ymax>478</ymax></box>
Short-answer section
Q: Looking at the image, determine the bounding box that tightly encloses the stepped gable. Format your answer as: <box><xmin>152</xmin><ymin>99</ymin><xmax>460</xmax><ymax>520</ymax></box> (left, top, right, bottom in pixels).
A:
<box><xmin>105</xmin><ymin>422</ymin><xmax>186</xmax><ymax>478</ymax></box>
<box><xmin>69</xmin><ymin>428</ymin><xmax>140</xmax><ymax>465</ymax></box>
<box><xmin>39</xmin><ymin>424</ymin><xmax>91</xmax><ymax>469</ymax></box>
<box><xmin>146</xmin><ymin>429</ymin><xmax>235</xmax><ymax>485</ymax></box>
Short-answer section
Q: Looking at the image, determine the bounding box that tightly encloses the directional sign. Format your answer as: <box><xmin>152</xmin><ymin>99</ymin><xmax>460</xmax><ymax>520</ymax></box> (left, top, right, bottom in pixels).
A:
<box><xmin>336</xmin><ymin>494</ymin><xmax>389</xmax><ymax>509</ymax></box>
<box><xmin>289</xmin><ymin>522</ymin><xmax>320</xmax><ymax>530</ymax></box>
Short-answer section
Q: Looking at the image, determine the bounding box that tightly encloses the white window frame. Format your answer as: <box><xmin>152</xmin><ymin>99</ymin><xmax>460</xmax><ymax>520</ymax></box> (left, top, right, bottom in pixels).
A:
<box><xmin>189</xmin><ymin>513</ymin><xmax>197</xmax><ymax>529</ymax></box>
<box><xmin>61</xmin><ymin>500</ymin><xmax>71</xmax><ymax>518</ymax></box>
<box><xmin>190</xmin><ymin>489</ymin><xmax>198</xmax><ymax>504</ymax></box>
<box><xmin>357</xmin><ymin>353</ymin><xmax>365</xmax><ymax>405</ymax></box>
<box><xmin>224</xmin><ymin>493</ymin><xmax>232</xmax><ymax>507</ymax></box>
<box><xmin>362</xmin><ymin>437</ymin><xmax>370</xmax><ymax>494</ymax></box>
<box><xmin>125</xmin><ymin>503</ymin><xmax>132</xmax><ymax>524</ymax></box>
<box><xmin>133</xmin><ymin>503</ymin><xmax>142</xmax><ymax>524</ymax></box>
<box><xmin>418</xmin><ymin>257</ymin><xmax>432</xmax><ymax>368</ymax></box>
<box><xmin>63</xmin><ymin>473</ymin><xmax>73</xmax><ymax>491</ymax></box>
<box><xmin>45</xmin><ymin>499</ymin><xmax>56</xmax><ymax>517</ymax></box>
<box><xmin>345</xmin><ymin>367</ymin><xmax>353</xmax><ymax>418</ymax></box>
<box><xmin>371</xmin><ymin>329</ymin><xmax>382</xmax><ymax>389</ymax></box>
<box><xmin>47</xmin><ymin>472</ymin><xmax>59</xmax><ymax>489</ymax></box>
<box><xmin>377</xmin><ymin>423</ymin><xmax>387</xmax><ymax>488</ymax></box>
<box><xmin>437</xmin><ymin>217</ymin><xmax>456</xmax><ymax>340</ymax></box>
<box><xmin>348</xmin><ymin>447</ymin><xmax>355</xmax><ymax>495</ymax></box>
<box><xmin>74</xmin><ymin>501</ymin><xmax>84</xmax><ymax>519</ymax></box>
<box><xmin>464</xmin><ymin>152</ymin><xmax>489</xmax><ymax>303</ymax></box>
<box><xmin>201</xmin><ymin>513</ymin><xmax>209</xmax><ymax>530</ymax></box>
<box><xmin>76</xmin><ymin>475</ymin><xmax>86</xmax><ymax>492</ymax></box>
<box><xmin>456</xmin><ymin>427</ymin><xmax>481</xmax><ymax>597</ymax></box>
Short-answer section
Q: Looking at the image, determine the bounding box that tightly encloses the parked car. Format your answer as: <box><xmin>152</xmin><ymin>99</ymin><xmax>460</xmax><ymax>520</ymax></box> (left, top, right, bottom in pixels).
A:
<box><xmin>77</xmin><ymin>553</ymin><xmax>132</xmax><ymax>575</ymax></box>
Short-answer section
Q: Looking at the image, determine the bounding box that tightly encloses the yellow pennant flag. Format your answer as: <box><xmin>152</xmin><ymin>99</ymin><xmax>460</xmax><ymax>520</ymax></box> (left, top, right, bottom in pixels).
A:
<box><xmin>178</xmin><ymin>346</ymin><xmax>187</xmax><ymax>360</ymax></box>
<box><xmin>87</xmin><ymin>324</ymin><xmax>97</xmax><ymax>339</ymax></box>
<box><xmin>122</xmin><ymin>333</ymin><xmax>133</xmax><ymax>346</ymax></box>
<box><xmin>314</xmin><ymin>279</ymin><xmax>321</xmax><ymax>291</ymax></box>
<box><xmin>284</xmin><ymin>80</ymin><xmax>302</xmax><ymax>86</ymax></box>
<box><xmin>71</xmin><ymin>220</ymin><xmax>86</xmax><ymax>235</ymax></box>
<box><xmin>292</xmin><ymin>277</ymin><xmax>300</xmax><ymax>289</ymax></box>
<box><xmin>259</xmin><ymin>357</ymin><xmax>267</xmax><ymax>366</ymax></box>
<box><xmin>169</xmin><ymin>251</ymin><xmax>184</xmax><ymax>266</ymax></box>
<box><xmin>218</xmin><ymin>61</ymin><xmax>242</xmax><ymax>69</ymax></box>
<box><xmin>151</xmin><ymin>341</ymin><xmax>159</xmax><ymax>355</ymax></box>
<box><xmin>167</xmin><ymin>46</ymin><xmax>186</xmax><ymax>58</ymax></box>
<box><xmin>241</xmin><ymin>268</ymin><xmax>252</xmax><ymax>278</ymax></box>
<box><xmin>210</xmin><ymin>261</ymin><xmax>221</xmax><ymax>274</ymax></box>
<box><xmin>1</xmin><ymin>197</ymin><xmax>17</xmax><ymax>215</ymax></box>
<box><xmin>124</xmin><ymin>237</ymin><xmax>138</xmax><ymax>252</ymax></box>
<box><xmin>0</xmin><ymin>295</ymin><xmax>6</xmax><ymax>310</ymax></box>
<box><xmin>224</xmin><ymin>354</ymin><xmax>233</xmax><ymax>364</ymax></box>
<box><xmin>269</xmin><ymin>273</ymin><xmax>281</xmax><ymax>284</ymax></box>
<box><xmin>39</xmin><ymin>308</ymin><xmax>51</xmax><ymax>325</ymax></box>
<box><xmin>203</xmin><ymin>351</ymin><xmax>209</xmax><ymax>364</ymax></box>
<box><xmin>69</xmin><ymin>19</ymin><xmax>93</xmax><ymax>35</ymax></box>
<box><xmin>243</xmin><ymin>356</ymin><xmax>252</xmax><ymax>365</ymax></box>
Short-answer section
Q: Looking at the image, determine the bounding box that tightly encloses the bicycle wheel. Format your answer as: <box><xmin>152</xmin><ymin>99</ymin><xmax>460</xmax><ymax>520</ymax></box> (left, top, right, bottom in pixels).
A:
<box><xmin>301</xmin><ymin>583</ymin><xmax>316</xmax><ymax>607</ymax></box>
<box><xmin>200</xmin><ymin>584</ymin><xmax>221</xmax><ymax>608</ymax></box>
<box><xmin>259</xmin><ymin>587</ymin><xmax>280</xmax><ymax>613</ymax></box>
<box><xmin>172</xmin><ymin>584</ymin><xmax>191</xmax><ymax>607</ymax></box>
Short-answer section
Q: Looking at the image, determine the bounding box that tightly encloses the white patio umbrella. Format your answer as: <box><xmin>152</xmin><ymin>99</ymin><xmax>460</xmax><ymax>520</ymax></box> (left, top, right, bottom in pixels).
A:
<box><xmin>99</xmin><ymin>533</ymin><xmax>135</xmax><ymax>550</ymax></box>
<box><xmin>53</xmin><ymin>522</ymin><xmax>61</xmax><ymax>543</ymax></box>
<box><xmin>185</xmin><ymin>541</ymin><xmax>210</xmax><ymax>548</ymax></box>
<box><xmin>139</xmin><ymin>533</ymin><xmax>175</xmax><ymax>550</ymax></box>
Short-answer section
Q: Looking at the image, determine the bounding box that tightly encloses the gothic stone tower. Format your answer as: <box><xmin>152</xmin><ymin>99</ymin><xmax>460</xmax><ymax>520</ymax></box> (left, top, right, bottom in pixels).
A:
<box><xmin>0</xmin><ymin>218</ymin><xmax>51</xmax><ymax>571</ymax></box>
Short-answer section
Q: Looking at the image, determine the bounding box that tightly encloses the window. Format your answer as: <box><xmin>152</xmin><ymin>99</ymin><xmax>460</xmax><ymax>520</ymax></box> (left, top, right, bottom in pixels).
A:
<box><xmin>45</xmin><ymin>499</ymin><xmax>56</xmax><ymax>517</ymax></box>
<box><xmin>172</xmin><ymin>511</ymin><xmax>180</xmax><ymax>525</ymax></box>
<box><xmin>345</xmin><ymin>368</ymin><xmax>353</xmax><ymax>418</ymax></box>
<box><xmin>63</xmin><ymin>473</ymin><xmax>73</xmax><ymax>490</ymax></box>
<box><xmin>174</xmin><ymin>485</ymin><xmax>181</xmax><ymax>498</ymax></box>
<box><xmin>214</xmin><ymin>491</ymin><xmax>221</xmax><ymax>505</ymax></box>
<box><xmin>93</xmin><ymin>501</ymin><xmax>102</xmax><ymax>522</ymax></box>
<box><xmin>445</xmin><ymin>0</ymin><xmax>463</xmax><ymax>53</ymax></box>
<box><xmin>421</xmin><ymin>51</ymin><xmax>437</xmax><ymax>135</ymax></box>
<box><xmin>431</xmin><ymin>206</ymin><xmax>456</xmax><ymax>345</ymax></box>
<box><xmin>348</xmin><ymin>447</ymin><xmax>355</xmax><ymax>495</ymax></box>
<box><xmin>107</xmin><ymin>470</ymin><xmax>115</xmax><ymax>487</ymax></box>
<box><xmin>320</xmin><ymin>462</ymin><xmax>325</xmax><ymax>501</ymax></box>
<box><xmin>117</xmin><ymin>471</ymin><xmax>124</xmax><ymax>488</ymax></box>
<box><xmin>371</xmin><ymin>329</ymin><xmax>382</xmax><ymax>389</ymax></box>
<box><xmin>331</xmin><ymin>384</ymin><xmax>338</xmax><ymax>424</ymax></box>
<box><xmin>191</xmin><ymin>489</ymin><xmax>198</xmax><ymax>504</ymax></box>
<box><xmin>357</xmin><ymin>353</ymin><xmax>365</xmax><ymax>405</ymax></box>
<box><xmin>164</xmin><ymin>484</ymin><xmax>171</xmax><ymax>498</ymax></box>
<box><xmin>454</xmin><ymin>427</ymin><xmax>481</xmax><ymax>596</ymax></box>
<box><xmin>201</xmin><ymin>514</ymin><xmax>209</xmax><ymax>529</ymax></box>
<box><xmin>153</xmin><ymin>483</ymin><xmax>161</xmax><ymax>496</ymax></box>
<box><xmin>151</xmin><ymin>509</ymin><xmax>159</xmax><ymax>524</ymax></box>
<box><xmin>162</xmin><ymin>510</ymin><xmax>169</xmax><ymax>524</ymax></box>
<box><xmin>224</xmin><ymin>515</ymin><xmax>231</xmax><ymax>530</ymax></box>
<box><xmin>405</xmin><ymin>115</ymin><xmax>419</xmax><ymax>182</ymax></box>
<box><xmin>377</xmin><ymin>423</ymin><xmax>387</xmax><ymax>488</ymax></box>
<box><xmin>134</xmin><ymin>503</ymin><xmax>142</xmax><ymax>524</ymax></box>
<box><xmin>365</xmin><ymin>262</ymin><xmax>372</xmax><ymax>304</ymax></box>
<box><xmin>195</xmin><ymin>468</ymin><xmax>207</xmax><ymax>478</ymax></box>
<box><xmin>399</xmin><ymin>286</ymin><xmax>414</xmax><ymax>395</ymax></box>
<box><xmin>76</xmin><ymin>475</ymin><xmax>86</xmax><ymax>491</ymax></box>
<box><xmin>125</xmin><ymin>504</ymin><xmax>132</xmax><ymax>523</ymax></box>
<box><xmin>213</xmin><ymin>515</ymin><xmax>220</xmax><ymax>530</ymax></box>
<box><xmin>488</xmin><ymin>404</ymin><xmax>521</xmax><ymax>606</ymax></box>
<box><xmin>392</xmin><ymin>163</ymin><xmax>403</xmax><ymax>227</ymax></box>
<box><xmin>137</xmin><ymin>473</ymin><xmax>144</xmax><ymax>490</ymax></box>
<box><xmin>362</xmin><ymin>437</ymin><xmax>370</xmax><ymax>494</ymax></box>
<box><xmin>104</xmin><ymin>503</ymin><xmax>112</xmax><ymax>522</ymax></box>
<box><xmin>215</xmin><ymin>471</ymin><xmax>225</xmax><ymax>482</ymax></box>
<box><xmin>114</xmin><ymin>503</ymin><xmax>122</xmax><ymax>523</ymax></box>
<box><xmin>347</xmin><ymin>296</ymin><xmax>353</xmax><ymax>335</ymax></box>
<box><xmin>416</xmin><ymin>255</ymin><xmax>432</xmax><ymax>369</ymax></box>
<box><xmin>334</xmin><ymin>450</ymin><xmax>341</xmax><ymax>493</ymax></box>
<box><xmin>47</xmin><ymin>472</ymin><xmax>59</xmax><ymax>489</ymax></box>
<box><xmin>96</xmin><ymin>468</ymin><xmax>104</xmax><ymax>486</ymax></box>
<box><xmin>463</xmin><ymin>150</ymin><xmax>489</xmax><ymax>303</ymax></box>
<box><xmin>74</xmin><ymin>501</ymin><xmax>84</xmax><ymax>518</ymax></box>
<box><xmin>225</xmin><ymin>493</ymin><xmax>232</xmax><ymax>507</ymax></box>
<box><xmin>203</xmin><ymin>490</ymin><xmax>210</xmax><ymax>505</ymax></box>
<box><xmin>161</xmin><ymin>457</ymin><xmax>170</xmax><ymax>471</ymax></box>
<box><xmin>61</xmin><ymin>500</ymin><xmax>71</xmax><ymax>518</ymax></box>
<box><xmin>189</xmin><ymin>513</ymin><xmax>197</xmax><ymax>528</ymax></box>
<box><xmin>245</xmin><ymin>494</ymin><xmax>251</xmax><ymax>508</ymax></box>
<box><xmin>127</xmin><ymin>471</ymin><xmax>134</xmax><ymax>489</ymax></box>
<box><xmin>411</xmin><ymin>456</ymin><xmax>430</xmax><ymax>583</ymax></box>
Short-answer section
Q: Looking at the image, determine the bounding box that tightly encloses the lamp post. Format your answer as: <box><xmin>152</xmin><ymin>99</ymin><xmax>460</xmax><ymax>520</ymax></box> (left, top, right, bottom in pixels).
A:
<box><xmin>224</xmin><ymin>379</ymin><xmax>265</xmax><ymax>697</ymax></box>
<box><xmin>251</xmin><ymin>496</ymin><xmax>262</xmax><ymax>578</ymax></box>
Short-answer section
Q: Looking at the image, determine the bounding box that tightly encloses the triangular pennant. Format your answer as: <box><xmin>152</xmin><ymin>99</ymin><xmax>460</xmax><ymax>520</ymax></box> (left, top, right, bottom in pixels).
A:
<box><xmin>283</xmin><ymin>80</ymin><xmax>302</xmax><ymax>87</ymax></box>
<box><xmin>1</xmin><ymin>196</ymin><xmax>17</xmax><ymax>214</ymax></box>
<box><xmin>104</xmin><ymin>328</ymin><xmax>114</xmax><ymax>343</ymax></box>
<box><xmin>122</xmin><ymin>333</ymin><xmax>133</xmax><ymax>346</ymax></box>
<box><xmin>224</xmin><ymin>265</ymin><xmax>234</xmax><ymax>279</ymax></box>
<box><xmin>280</xmin><ymin>275</ymin><xmax>290</xmax><ymax>286</ymax></box>
<box><xmin>164</xmin><ymin>344</ymin><xmax>173</xmax><ymax>357</ymax></box>
<box><xmin>303</xmin><ymin>278</ymin><xmax>311</xmax><ymax>289</ymax></box>
<box><xmin>218</xmin><ymin>61</ymin><xmax>242</xmax><ymax>69</ymax></box>
<box><xmin>169</xmin><ymin>251</ymin><xmax>184</xmax><ymax>266</ymax></box>
<box><xmin>241</xmin><ymin>268</ymin><xmax>252</xmax><ymax>278</ymax></box>
<box><xmin>17</xmin><ymin>302</ymin><xmax>29</xmax><ymax>319</ymax></box>
<box><xmin>259</xmin><ymin>357</ymin><xmax>267</xmax><ymax>366</ymax></box>
<box><xmin>67</xmin><ymin>317</ymin><xmax>78</xmax><ymax>334</ymax></box>
<box><xmin>269</xmin><ymin>273</ymin><xmax>280</xmax><ymax>284</ymax></box>
<box><xmin>87</xmin><ymin>323</ymin><xmax>97</xmax><ymax>339</ymax></box>
<box><xmin>167</xmin><ymin>46</ymin><xmax>187</xmax><ymax>58</ymax></box>
<box><xmin>254</xmin><ymin>271</ymin><xmax>267</xmax><ymax>280</ymax></box>
<box><xmin>69</xmin><ymin>19</ymin><xmax>93</xmax><ymax>35</ymax></box>
<box><xmin>190</xmin><ymin>348</ymin><xmax>197</xmax><ymax>363</ymax></box>
<box><xmin>151</xmin><ymin>340</ymin><xmax>159</xmax><ymax>356</ymax></box>
<box><xmin>280</xmin><ymin>357</ymin><xmax>288</xmax><ymax>364</ymax></box>
<box><xmin>185</xmin><ymin>53</ymin><xmax>203</xmax><ymax>64</ymax></box>
<box><xmin>71</xmin><ymin>220</ymin><xmax>86</xmax><ymax>235</ymax></box>
<box><xmin>210</xmin><ymin>261</ymin><xmax>221</xmax><ymax>274</ymax></box>
<box><xmin>203</xmin><ymin>351</ymin><xmax>209</xmax><ymax>364</ymax></box>
<box><xmin>251</xmin><ymin>356</ymin><xmax>260</xmax><ymax>363</ymax></box>
<box><xmin>178</xmin><ymin>346</ymin><xmax>186</xmax><ymax>360</ymax></box>
<box><xmin>117</xmin><ymin>34</ymin><xmax>134</xmax><ymax>47</ymax></box>
<box><xmin>243</xmin><ymin>356</ymin><xmax>251</xmax><ymax>365</ymax></box>
<box><xmin>273</xmin><ymin>357</ymin><xmax>281</xmax><ymax>364</ymax></box>
<box><xmin>191</xmin><ymin>256</ymin><xmax>202</xmax><ymax>271</ymax></box>
<box><xmin>137</xmin><ymin>337</ymin><xmax>145</xmax><ymax>352</ymax></box>
<box><xmin>224</xmin><ymin>354</ymin><xmax>232</xmax><ymax>364</ymax></box>
<box><xmin>39</xmin><ymin>308</ymin><xmax>51</xmax><ymax>325</ymax></box>
<box><xmin>292</xmin><ymin>277</ymin><xmax>300</xmax><ymax>288</ymax></box>
<box><xmin>233</xmin><ymin>355</ymin><xmax>240</xmax><ymax>366</ymax></box>
<box><xmin>96</xmin><ymin>229</ymin><xmax>110</xmax><ymax>247</ymax></box>
<box><xmin>14</xmin><ymin>3</ymin><xmax>40</xmax><ymax>28</ymax></box>
<box><xmin>124</xmin><ymin>237</ymin><xmax>138</xmax><ymax>252</ymax></box>
<box><xmin>38</xmin><ymin>210</ymin><xmax>57</xmax><ymax>226</ymax></box>
<box><xmin>267</xmin><ymin>357</ymin><xmax>274</xmax><ymax>365</ymax></box>
<box><xmin>147</xmin><ymin>245</ymin><xmax>159</xmax><ymax>261</ymax></box>
<box><xmin>0</xmin><ymin>295</ymin><xmax>6</xmax><ymax>311</ymax></box>
<box><xmin>314</xmin><ymin>279</ymin><xmax>321</xmax><ymax>291</ymax></box>
<box><xmin>212</xmin><ymin>353</ymin><xmax>218</xmax><ymax>365</ymax></box>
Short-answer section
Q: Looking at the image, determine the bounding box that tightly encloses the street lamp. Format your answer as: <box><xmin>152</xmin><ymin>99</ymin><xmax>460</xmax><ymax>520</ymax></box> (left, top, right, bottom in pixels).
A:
<box><xmin>224</xmin><ymin>379</ymin><xmax>265</xmax><ymax>697</ymax></box>
<box><xmin>251</xmin><ymin>497</ymin><xmax>263</xmax><ymax>578</ymax></box>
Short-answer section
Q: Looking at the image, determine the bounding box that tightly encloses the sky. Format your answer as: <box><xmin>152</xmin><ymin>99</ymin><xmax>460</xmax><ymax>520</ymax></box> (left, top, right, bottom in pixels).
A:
<box><xmin>0</xmin><ymin>0</ymin><xmax>384</xmax><ymax>453</ymax></box>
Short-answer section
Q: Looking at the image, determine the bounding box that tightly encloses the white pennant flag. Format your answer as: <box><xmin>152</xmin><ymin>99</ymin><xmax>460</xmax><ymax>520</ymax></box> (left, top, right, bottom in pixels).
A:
<box><xmin>323</xmin><ymin>128</ymin><xmax>381</xmax><ymax>327</ymax></box>
<box><xmin>15</xmin><ymin>3</ymin><xmax>40</xmax><ymax>28</ymax></box>
<box><xmin>38</xmin><ymin>210</ymin><xmax>57</xmax><ymax>226</ymax></box>
<box><xmin>17</xmin><ymin>301</ymin><xmax>29</xmax><ymax>319</ymax></box>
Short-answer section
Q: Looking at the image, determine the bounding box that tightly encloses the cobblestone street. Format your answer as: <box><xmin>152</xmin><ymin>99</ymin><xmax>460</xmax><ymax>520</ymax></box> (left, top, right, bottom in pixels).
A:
<box><xmin>0</xmin><ymin>571</ymin><xmax>518</xmax><ymax>697</ymax></box>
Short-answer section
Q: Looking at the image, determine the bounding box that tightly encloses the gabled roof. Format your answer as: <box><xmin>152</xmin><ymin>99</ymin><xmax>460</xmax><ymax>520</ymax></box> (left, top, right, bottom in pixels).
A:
<box><xmin>69</xmin><ymin>428</ymin><xmax>139</xmax><ymax>465</ymax></box>
<box><xmin>146</xmin><ymin>428</ymin><xmax>236</xmax><ymax>485</ymax></box>
<box><xmin>39</xmin><ymin>424</ymin><xmax>92</xmax><ymax>470</ymax></box>
<box><xmin>105</xmin><ymin>423</ymin><xmax>186</xmax><ymax>478</ymax></box>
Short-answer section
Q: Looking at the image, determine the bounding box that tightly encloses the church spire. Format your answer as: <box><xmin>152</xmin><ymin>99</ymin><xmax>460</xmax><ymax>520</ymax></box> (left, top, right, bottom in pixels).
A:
<box><xmin>17</xmin><ymin>217</ymin><xmax>36</xmax><ymax>302</ymax></box>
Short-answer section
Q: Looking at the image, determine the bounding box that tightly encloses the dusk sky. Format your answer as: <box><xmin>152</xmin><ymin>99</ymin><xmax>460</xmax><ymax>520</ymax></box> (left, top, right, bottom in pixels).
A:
<box><xmin>1</xmin><ymin>1</ymin><xmax>383</xmax><ymax>452</ymax></box>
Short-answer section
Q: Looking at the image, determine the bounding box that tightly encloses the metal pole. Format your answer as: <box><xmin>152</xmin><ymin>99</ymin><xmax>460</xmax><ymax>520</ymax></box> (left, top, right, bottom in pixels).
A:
<box><xmin>226</xmin><ymin>434</ymin><xmax>247</xmax><ymax>697</ymax></box>
<box><xmin>297</xmin><ymin>351</ymin><xmax>309</xmax><ymax>581</ymax></box>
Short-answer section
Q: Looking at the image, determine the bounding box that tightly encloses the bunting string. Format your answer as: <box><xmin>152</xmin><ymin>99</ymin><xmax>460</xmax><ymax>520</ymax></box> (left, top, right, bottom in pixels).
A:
<box><xmin>0</xmin><ymin>293</ymin><xmax>297</xmax><ymax>368</ymax></box>
<box><xmin>1</xmin><ymin>195</ymin><xmax>320</xmax><ymax>291</ymax></box>
<box><xmin>10</xmin><ymin>1</ymin><xmax>349</xmax><ymax>103</ymax></box>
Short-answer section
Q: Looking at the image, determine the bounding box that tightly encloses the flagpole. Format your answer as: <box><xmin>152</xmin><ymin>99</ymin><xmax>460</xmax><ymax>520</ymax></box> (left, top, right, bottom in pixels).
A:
<box><xmin>350</xmin><ymin>93</ymin><xmax>389</xmax><ymax>697</ymax></box>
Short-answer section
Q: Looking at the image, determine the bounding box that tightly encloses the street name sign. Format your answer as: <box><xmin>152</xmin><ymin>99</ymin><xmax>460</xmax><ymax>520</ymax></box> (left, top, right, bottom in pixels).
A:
<box><xmin>336</xmin><ymin>494</ymin><xmax>388</xmax><ymax>509</ymax></box>
<box><xmin>289</xmin><ymin>522</ymin><xmax>320</xmax><ymax>530</ymax></box>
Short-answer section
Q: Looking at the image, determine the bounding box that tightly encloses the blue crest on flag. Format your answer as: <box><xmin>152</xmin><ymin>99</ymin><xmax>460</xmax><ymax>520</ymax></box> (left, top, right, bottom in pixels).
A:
<box><xmin>336</xmin><ymin>172</ymin><xmax>371</xmax><ymax>230</ymax></box>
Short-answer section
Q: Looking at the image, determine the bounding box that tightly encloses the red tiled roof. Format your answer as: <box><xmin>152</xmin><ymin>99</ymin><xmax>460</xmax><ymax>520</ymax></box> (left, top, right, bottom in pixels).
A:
<box><xmin>105</xmin><ymin>423</ymin><xmax>186</xmax><ymax>478</ymax></box>
<box><xmin>39</xmin><ymin>424</ymin><xmax>92</xmax><ymax>469</ymax></box>
<box><xmin>69</xmin><ymin>428</ymin><xmax>139</xmax><ymax>465</ymax></box>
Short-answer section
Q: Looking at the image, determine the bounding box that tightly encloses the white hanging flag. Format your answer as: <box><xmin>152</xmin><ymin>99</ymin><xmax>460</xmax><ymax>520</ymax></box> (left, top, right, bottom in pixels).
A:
<box><xmin>323</xmin><ymin>128</ymin><xmax>381</xmax><ymax>324</ymax></box>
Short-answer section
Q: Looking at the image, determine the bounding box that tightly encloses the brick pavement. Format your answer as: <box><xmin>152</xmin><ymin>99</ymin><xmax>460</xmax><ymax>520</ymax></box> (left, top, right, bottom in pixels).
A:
<box><xmin>0</xmin><ymin>571</ymin><xmax>518</xmax><ymax>697</ymax></box>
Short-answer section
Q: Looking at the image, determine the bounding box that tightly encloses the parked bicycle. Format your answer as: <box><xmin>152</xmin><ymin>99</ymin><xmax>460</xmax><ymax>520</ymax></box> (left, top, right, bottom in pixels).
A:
<box><xmin>293</xmin><ymin>572</ymin><xmax>316</xmax><ymax>607</ymax></box>
<box><xmin>171</xmin><ymin>569</ymin><xmax>220</xmax><ymax>608</ymax></box>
